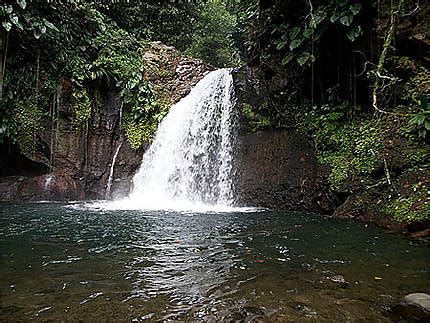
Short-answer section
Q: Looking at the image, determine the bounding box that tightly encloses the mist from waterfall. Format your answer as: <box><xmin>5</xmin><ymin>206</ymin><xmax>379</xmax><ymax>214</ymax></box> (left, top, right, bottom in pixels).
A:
<box><xmin>104</xmin><ymin>68</ymin><xmax>242</xmax><ymax>212</ymax></box>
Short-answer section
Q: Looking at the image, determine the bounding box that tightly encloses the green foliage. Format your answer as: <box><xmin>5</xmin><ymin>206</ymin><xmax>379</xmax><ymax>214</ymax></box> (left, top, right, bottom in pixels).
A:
<box><xmin>185</xmin><ymin>1</ymin><xmax>241</xmax><ymax>67</ymax></box>
<box><xmin>383</xmin><ymin>182</ymin><xmax>430</xmax><ymax>223</ymax></box>
<box><xmin>71</xmin><ymin>85</ymin><xmax>91</xmax><ymax>128</ymax></box>
<box><xmin>7</xmin><ymin>97</ymin><xmax>46</xmax><ymax>155</ymax></box>
<box><xmin>123</xmin><ymin>113</ymin><xmax>156</xmax><ymax>150</ymax></box>
<box><xmin>403</xmin><ymin>95</ymin><xmax>430</xmax><ymax>140</ymax></box>
<box><xmin>1</xmin><ymin>0</ymin><xmax>58</xmax><ymax>36</ymax></box>
<box><xmin>396</xmin><ymin>57</ymin><xmax>430</xmax><ymax>102</ymax></box>
<box><xmin>241</xmin><ymin>103</ymin><xmax>271</xmax><ymax>131</ymax></box>
<box><xmin>106</xmin><ymin>1</ymin><xmax>201</xmax><ymax>53</ymax></box>
<box><xmin>272</xmin><ymin>0</ymin><xmax>363</xmax><ymax>68</ymax></box>
<box><xmin>123</xmin><ymin>95</ymin><xmax>169</xmax><ymax>149</ymax></box>
<box><xmin>299</xmin><ymin>101</ymin><xmax>384</xmax><ymax>189</ymax></box>
<box><xmin>322</xmin><ymin>123</ymin><xmax>383</xmax><ymax>188</ymax></box>
<box><xmin>394</xmin><ymin>56</ymin><xmax>430</xmax><ymax>141</ymax></box>
<box><xmin>405</xmin><ymin>148</ymin><xmax>430</xmax><ymax>170</ymax></box>
<box><xmin>1</xmin><ymin>1</ymin><xmax>160</xmax><ymax>152</ymax></box>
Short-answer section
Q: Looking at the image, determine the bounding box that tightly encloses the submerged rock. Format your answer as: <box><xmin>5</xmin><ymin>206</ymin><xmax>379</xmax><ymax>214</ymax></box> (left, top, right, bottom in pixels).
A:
<box><xmin>390</xmin><ymin>293</ymin><xmax>430</xmax><ymax>321</ymax></box>
<box><xmin>326</xmin><ymin>274</ymin><xmax>348</xmax><ymax>288</ymax></box>
<box><xmin>293</xmin><ymin>303</ymin><xmax>318</xmax><ymax>317</ymax></box>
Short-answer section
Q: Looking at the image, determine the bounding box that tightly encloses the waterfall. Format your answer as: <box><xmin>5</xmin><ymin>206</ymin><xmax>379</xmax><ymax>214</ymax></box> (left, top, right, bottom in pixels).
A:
<box><xmin>105</xmin><ymin>140</ymin><xmax>123</xmax><ymax>200</ymax></box>
<box><xmin>44</xmin><ymin>174</ymin><xmax>54</xmax><ymax>191</ymax></box>
<box><xmin>105</xmin><ymin>101</ymin><xmax>124</xmax><ymax>200</ymax></box>
<box><xmin>125</xmin><ymin>68</ymin><xmax>238</xmax><ymax>210</ymax></box>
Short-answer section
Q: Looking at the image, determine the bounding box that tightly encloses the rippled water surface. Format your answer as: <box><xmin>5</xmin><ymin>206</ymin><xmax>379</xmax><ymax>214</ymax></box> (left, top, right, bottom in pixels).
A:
<box><xmin>0</xmin><ymin>202</ymin><xmax>428</xmax><ymax>321</ymax></box>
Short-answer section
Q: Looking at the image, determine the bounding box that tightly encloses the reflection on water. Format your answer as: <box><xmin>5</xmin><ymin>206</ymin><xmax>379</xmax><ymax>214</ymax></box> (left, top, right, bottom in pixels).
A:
<box><xmin>0</xmin><ymin>202</ymin><xmax>429</xmax><ymax>321</ymax></box>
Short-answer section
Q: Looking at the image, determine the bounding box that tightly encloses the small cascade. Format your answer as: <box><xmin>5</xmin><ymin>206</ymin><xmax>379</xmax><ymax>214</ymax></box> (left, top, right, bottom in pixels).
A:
<box><xmin>105</xmin><ymin>101</ymin><xmax>124</xmax><ymax>200</ymax></box>
<box><xmin>123</xmin><ymin>68</ymin><xmax>238</xmax><ymax>210</ymax></box>
<box><xmin>105</xmin><ymin>140</ymin><xmax>123</xmax><ymax>200</ymax></box>
<box><xmin>49</xmin><ymin>84</ymin><xmax>61</xmax><ymax>173</ymax></box>
<box><xmin>44</xmin><ymin>175</ymin><xmax>54</xmax><ymax>192</ymax></box>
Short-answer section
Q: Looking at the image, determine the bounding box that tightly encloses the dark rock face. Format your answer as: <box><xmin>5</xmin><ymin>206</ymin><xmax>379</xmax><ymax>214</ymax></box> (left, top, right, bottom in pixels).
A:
<box><xmin>236</xmin><ymin>129</ymin><xmax>334</xmax><ymax>213</ymax></box>
<box><xmin>18</xmin><ymin>174</ymin><xmax>85</xmax><ymax>201</ymax></box>
<box><xmin>0</xmin><ymin>174</ymin><xmax>84</xmax><ymax>201</ymax></box>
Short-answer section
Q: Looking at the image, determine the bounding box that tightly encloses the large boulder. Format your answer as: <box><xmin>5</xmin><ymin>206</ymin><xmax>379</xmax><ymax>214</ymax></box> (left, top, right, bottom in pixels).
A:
<box><xmin>236</xmin><ymin>129</ymin><xmax>334</xmax><ymax>213</ymax></box>
<box><xmin>0</xmin><ymin>174</ymin><xmax>84</xmax><ymax>201</ymax></box>
<box><xmin>390</xmin><ymin>293</ymin><xmax>430</xmax><ymax>321</ymax></box>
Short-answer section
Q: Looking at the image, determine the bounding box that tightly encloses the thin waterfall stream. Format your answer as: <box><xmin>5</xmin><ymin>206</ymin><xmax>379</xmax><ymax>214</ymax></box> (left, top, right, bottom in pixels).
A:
<box><xmin>105</xmin><ymin>101</ymin><xmax>124</xmax><ymax>200</ymax></box>
<box><xmin>105</xmin><ymin>140</ymin><xmax>123</xmax><ymax>200</ymax></box>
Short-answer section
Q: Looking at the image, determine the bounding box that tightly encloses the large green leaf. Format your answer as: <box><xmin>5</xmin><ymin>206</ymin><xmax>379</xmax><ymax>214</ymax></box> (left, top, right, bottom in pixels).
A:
<box><xmin>346</xmin><ymin>25</ymin><xmax>362</xmax><ymax>42</ymax></box>
<box><xmin>43</xmin><ymin>18</ymin><xmax>60</xmax><ymax>32</ymax></box>
<box><xmin>276</xmin><ymin>40</ymin><xmax>287</xmax><ymax>50</ymax></box>
<box><xmin>340</xmin><ymin>14</ymin><xmax>353</xmax><ymax>26</ymax></box>
<box><xmin>9</xmin><ymin>13</ymin><xmax>18</xmax><ymax>25</ymax></box>
<box><xmin>16</xmin><ymin>0</ymin><xmax>26</xmax><ymax>9</ymax></box>
<box><xmin>296</xmin><ymin>51</ymin><xmax>311</xmax><ymax>66</ymax></box>
<box><xmin>416</xmin><ymin>114</ymin><xmax>426</xmax><ymax>125</ymax></box>
<box><xmin>289</xmin><ymin>38</ymin><xmax>302</xmax><ymax>50</ymax></box>
<box><xmin>2</xmin><ymin>21</ymin><xmax>12</xmax><ymax>31</ymax></box>
<box><xmin>281</xmin><ymin>53</ymin><xmax>294</xmax><ymax>65</ymax></box>
<box><xmin>314</xmin><ymin>9</ymin><xmax>327</xmax><ymax>26</ymax></box>
<box><xmin>303</xmin><ymin>26</ymin><xmax>313</xmax><ymax>39</ymax></box>
<box><xmin>330</xmin><ymin>11</ymin><xmax>341</xmax><ymax>23</ymax></box>
<box><xmin>350</xmin><ymin>3</ymin><xmax>362</xmax><ymax>15</ymax></box>
<box><xmin>289</xmin><ymin>26</ymin><xmax>300</xmax><ymax>40</ymax></box>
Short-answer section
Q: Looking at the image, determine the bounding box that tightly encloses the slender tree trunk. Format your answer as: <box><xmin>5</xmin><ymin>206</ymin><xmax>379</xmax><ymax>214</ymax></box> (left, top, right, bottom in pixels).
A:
<box><xmin>372</xmin><ymin>0</ymin><xmax>404</xmax><ymax>113</ymax></box>
<box><xmin>0</xmin><ymin>31</ymin><xmax>9</xmax><ymax>100</ymax></box>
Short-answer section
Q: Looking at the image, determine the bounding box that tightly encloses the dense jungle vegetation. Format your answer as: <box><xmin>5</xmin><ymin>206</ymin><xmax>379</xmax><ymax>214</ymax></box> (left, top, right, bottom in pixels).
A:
<box><xmin>1</xmin><ymin>0</ymin><xmax>429</xmax><ymax>225</ymax></box>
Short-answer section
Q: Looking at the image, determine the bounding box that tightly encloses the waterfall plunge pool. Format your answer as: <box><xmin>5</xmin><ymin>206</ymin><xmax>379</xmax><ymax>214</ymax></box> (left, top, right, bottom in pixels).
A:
<box><xmin>1</xmin><ymin>202</ymin><xmax>428</xmax><ymax>321</ymax></box>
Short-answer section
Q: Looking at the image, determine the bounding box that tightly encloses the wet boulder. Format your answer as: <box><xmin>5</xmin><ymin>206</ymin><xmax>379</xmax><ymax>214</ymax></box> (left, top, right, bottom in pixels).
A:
<box><xmin>16</xmin><ymin>174</ymin><xmax>85</xmax><ymax>201</ymax></box>
<box><xmin>390</xmin><ymin>293</ymin><xmax>430</xmax><ymax>321</ymax></box>
<box><xmin>326</xmin><ymin>274</ymin><xmax>349</xmax><ymax>289</ymax></box>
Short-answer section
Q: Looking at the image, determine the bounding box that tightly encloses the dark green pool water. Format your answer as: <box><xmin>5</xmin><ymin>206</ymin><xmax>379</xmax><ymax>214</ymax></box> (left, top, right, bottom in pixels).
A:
<box><xmin>0</xmin><ymin>202</ymin><xmax>428</xmax><ymax>321</ymax></box>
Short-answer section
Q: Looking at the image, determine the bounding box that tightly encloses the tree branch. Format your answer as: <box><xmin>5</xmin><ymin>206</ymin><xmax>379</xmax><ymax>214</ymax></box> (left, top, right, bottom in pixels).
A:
<box><xmin>372</xmin><ymin>0</ymin><xmax>404</xmax><ymax>114</ymax></box>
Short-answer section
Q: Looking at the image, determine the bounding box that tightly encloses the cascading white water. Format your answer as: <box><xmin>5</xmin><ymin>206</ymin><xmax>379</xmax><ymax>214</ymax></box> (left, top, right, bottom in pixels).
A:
<box><xmin>105</xmin><ymin>140</ymin><xmax>123</xmax><ymax>200</ymax></box>
<box><xmin>123</xmin><ymin>68</ymin><xmax>237</xmax><ymax>210</ymax></box>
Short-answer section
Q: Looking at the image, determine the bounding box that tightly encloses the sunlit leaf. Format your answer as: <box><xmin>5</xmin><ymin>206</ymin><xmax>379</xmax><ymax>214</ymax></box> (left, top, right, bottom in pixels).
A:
<box><xmin>16</xmin><ymin>0</ymin><xmax>26</xmax><ymax>9</ymax></box>
<box><xmin>276</xmin><ymin>40</ymin><xmax>287</xmax><ymax>50</ymax></box>
<box><xmin>2</xmin><ymin>21</ymin><xmax>12</xmax><ymax>31</ymax></box>
<box><xmin>303</xmin><ymin>26</ymin><xmax>313</xmax><ymax>39</ymax></box>
<box><xmin>289</xmin><ymin>26</ymin><xmax>300</xmax><ymax>40</ymax></box>
<box><xmin>9</xmin><ymin>13</ymin><xmax>18</xmax><ymax>25</ymax></box>
<box><xmin>314</xmin><ymin>9</ymin><xmax>327</xmax><ymax>25</ymax></box>
<box><xmin>330</xmin><ymin>11</ymin><xmax>341</xmax><ymax>23</ymax></box>
<box><xmin>43</xmin><ymin>18</ymin><xmax>59</xmax><ymax>32</ymax></box>
<box><xmin>346</xmin><ymin>25</ymin><xmax>362</xmax><ymax>42</ymax></box>
<box><xmin>416</xmin><ymin>115</ymin><xmax>425</xmax><ymax>125</ymax></box>
<box><xmin>281</xmin><ymin>53</ymin><xmax>294</xmax><ymax>65</ymax></box>
<box><xmin>350</xmin><ymin>3</ymin><xmax>362</xmax><ymax>15</ymax></box>
<box><xmin>296</xmin><ymin>51</ymin><xmax>311</xmax><ymax>66</ymax></box>
<box><xmin>340</xmin><ymin>15</ymin><xmax>353</xmax><ymax>26</ymax></box>
<box><xmin>289</xmin><ymin>38</ymin><xmax>302</xmax><ymax>50</ymax></box>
